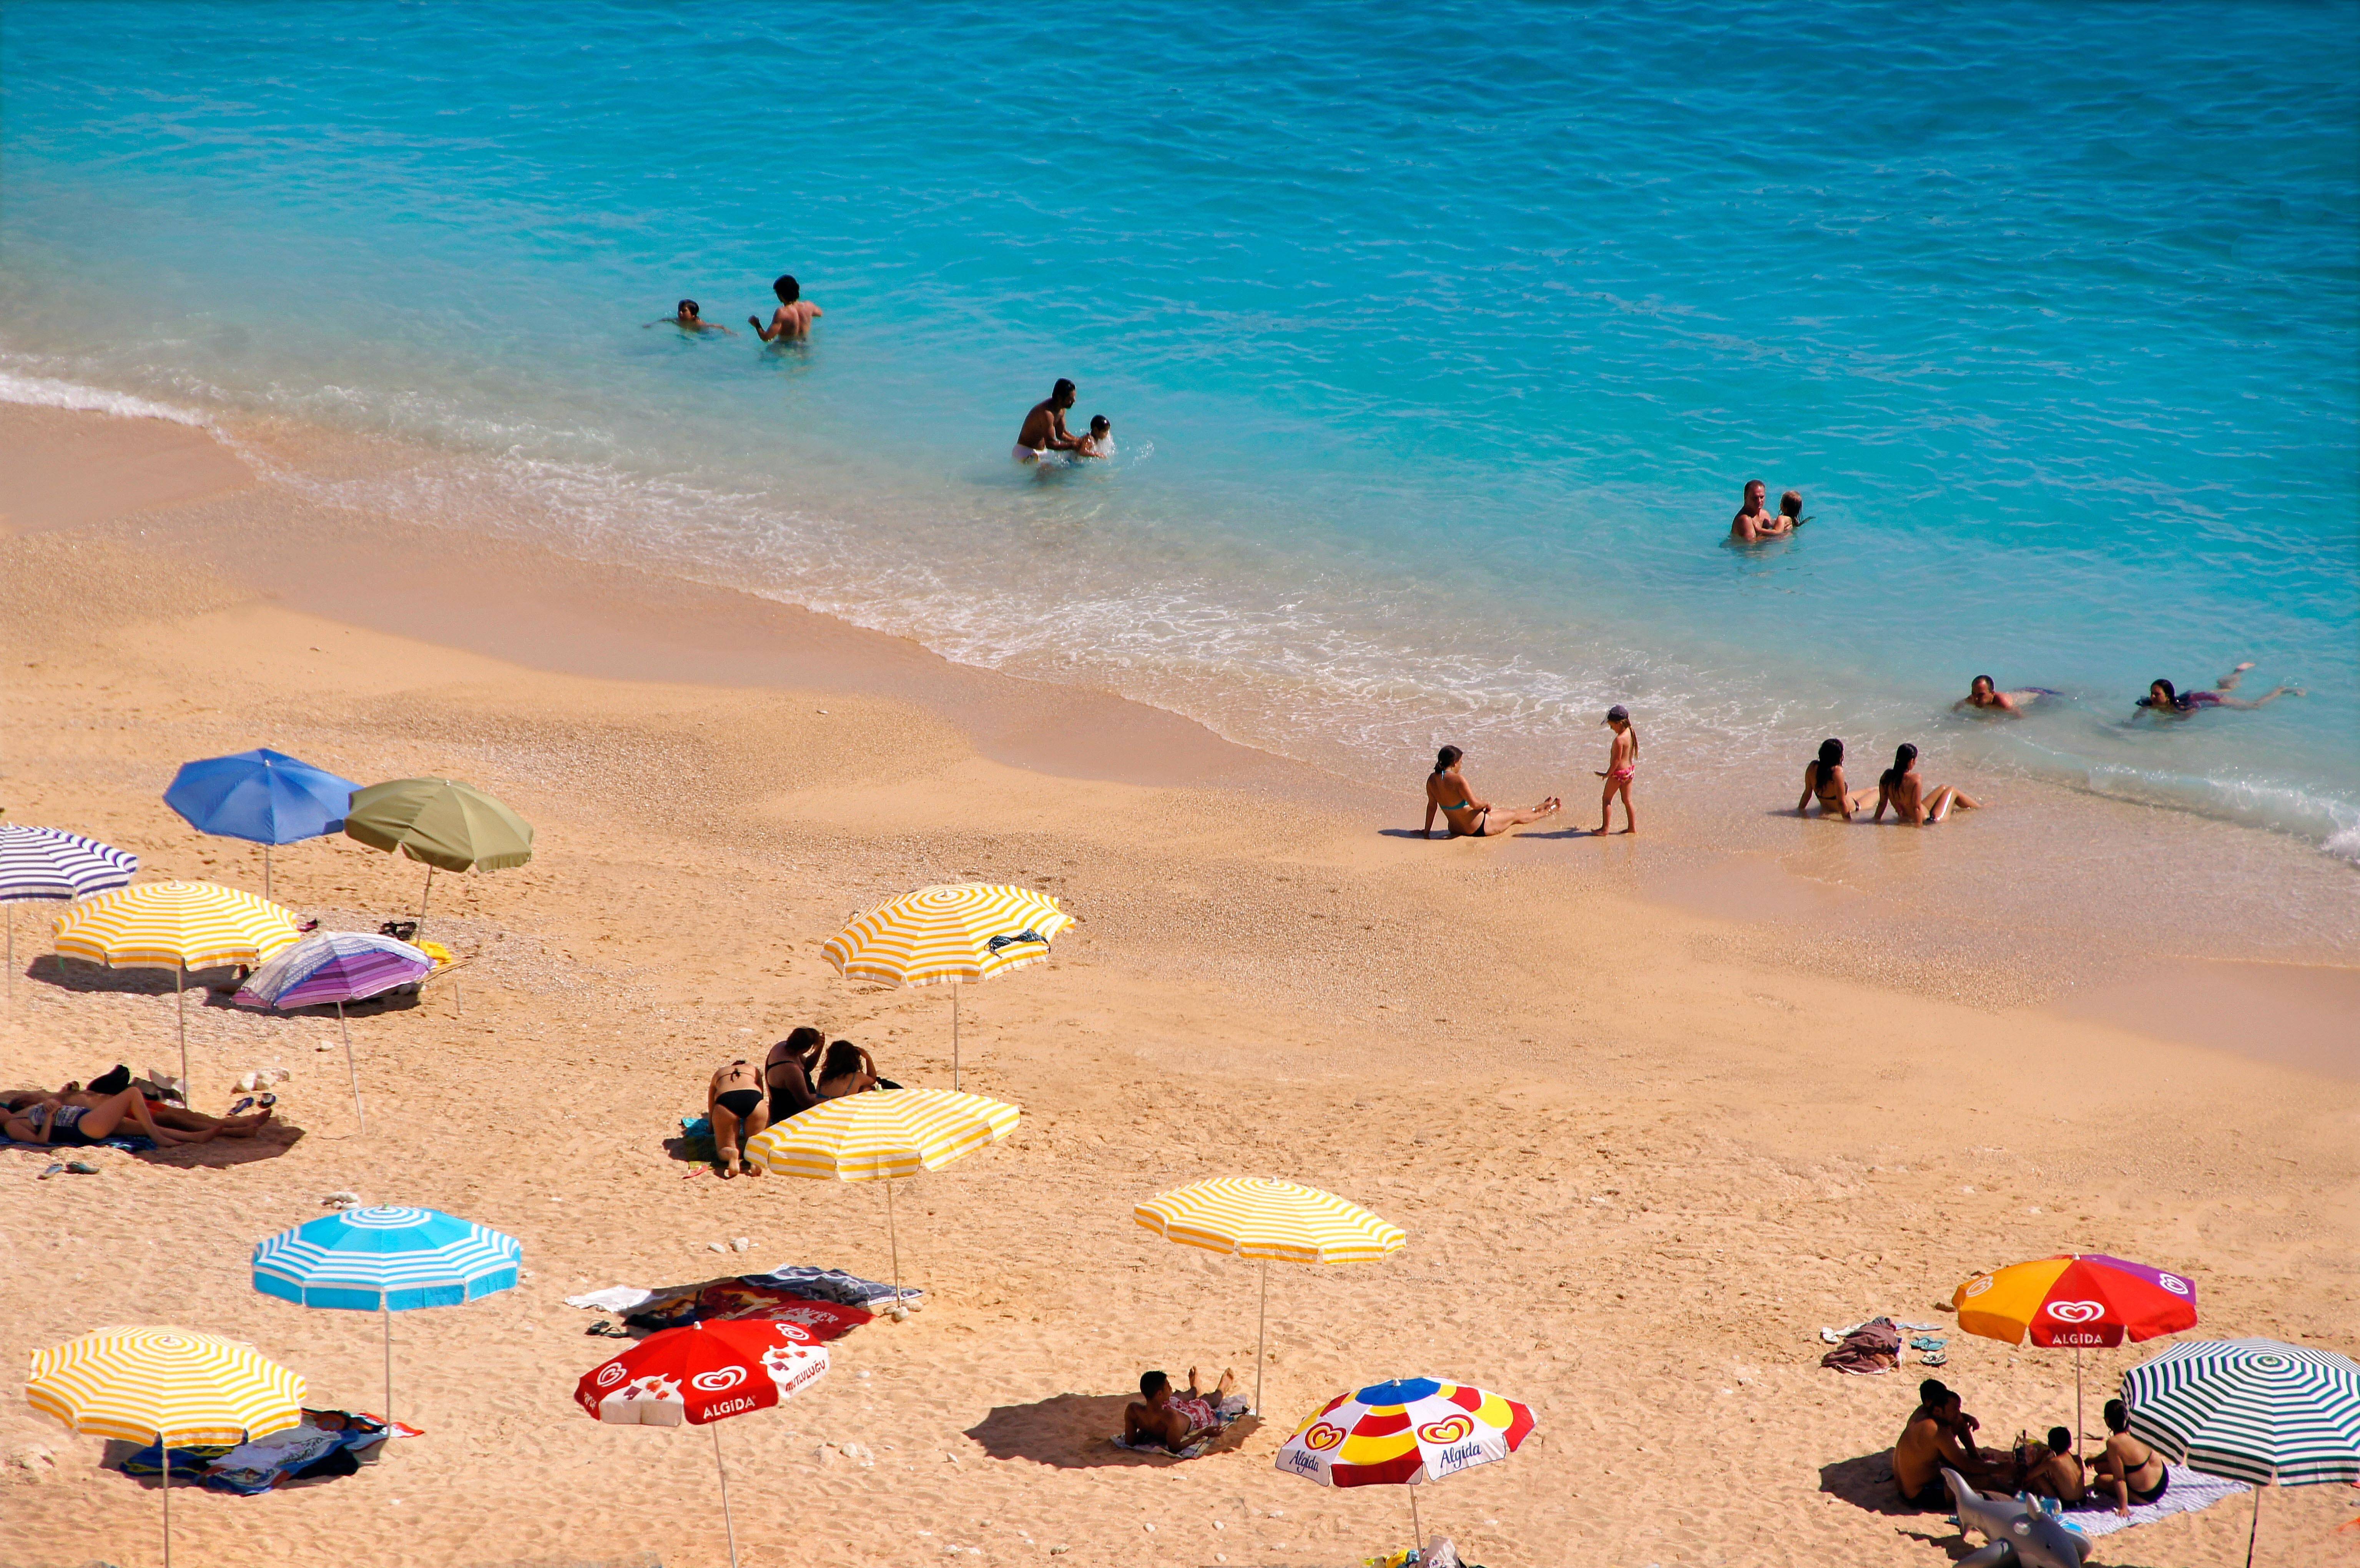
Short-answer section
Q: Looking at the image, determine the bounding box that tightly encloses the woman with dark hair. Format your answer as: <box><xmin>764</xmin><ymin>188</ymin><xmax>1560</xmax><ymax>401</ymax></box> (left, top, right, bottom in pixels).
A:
<box><xmin>815</xmin><ymin>1040</ymin><xmax>881</xmax><ymax>1101</ymax></box>
<box><xmin>765</xmin><ymin>1027</ymin><xmax>825</xmax><ymax>1122</ymax></box>
<box><xmin>2</xmin><ymin>1087</ymin><xmax>208</xmax><ymax>1148</ymax></box>
<box><xmin>2137</xmin><ymin>662</ymin><xmax>2303</xmax><ymax>716</ymax></box>
<box><xmin>1871</xmin><ymin>744</ymin><xmax>1982</xmax><ymax>825</ymax></box>
<box><xmin>2091</xmin><ymin>1399</ymin><xmax>2167</xmax><ymax>1517</ymax></box>
<box><xmin>705</xmin><ymin>1058</ymin><xmax>768</xmax><ymax>1179</ymax></box>
<box><xmin>1421</xmin><ymin>746</ymin><xmax>1560</xmax><ymax>839</ymax></box>
<box><xmin>1796</xmin><ymin>738</ymin><xmax>1874</xmax><ymax>818</ymax></box>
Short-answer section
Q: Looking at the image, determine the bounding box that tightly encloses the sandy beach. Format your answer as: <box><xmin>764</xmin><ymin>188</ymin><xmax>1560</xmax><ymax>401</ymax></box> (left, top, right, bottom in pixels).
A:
<box><xmin>2</xmin><ymin>402</ymin><xmax>2355</xmax><ymax>1568</ymax></box>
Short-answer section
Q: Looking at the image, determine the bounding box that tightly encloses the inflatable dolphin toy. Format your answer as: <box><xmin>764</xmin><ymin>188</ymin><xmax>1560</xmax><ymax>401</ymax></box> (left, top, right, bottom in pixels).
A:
<box><xmin>1942</xmin><ymin>1469</ymin><xmax>2094</xmax><ymax>1568</ymax></box>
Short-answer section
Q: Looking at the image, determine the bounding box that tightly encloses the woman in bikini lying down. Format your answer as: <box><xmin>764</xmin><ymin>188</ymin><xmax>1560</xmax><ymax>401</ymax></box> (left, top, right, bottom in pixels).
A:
<box><xmin>1423</xmin><ymin>746</ymin><xmax>1560</xmax><ymax>839</ymax></box>
<box><xmin>1871</xmin><ymin>744</ymin><xmax>1982</xmax><ymax>826</ymax></box>
<box><xmin>2</xmin><ymin>1088</ymin><xmax>212</xmax><ymax>1148</ymax></box>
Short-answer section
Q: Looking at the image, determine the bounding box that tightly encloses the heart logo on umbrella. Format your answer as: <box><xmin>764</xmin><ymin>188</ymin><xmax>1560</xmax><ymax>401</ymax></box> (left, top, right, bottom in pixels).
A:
<box><xmin>2159</xmin><ymin>1274</ymin><xmax>2190</xmax><ymax>1296</ymax></box>
<box><xmin>595</xmin><ymin>1361</ymin><xmax>630</xmax><ymax>1388</ymax></box>
<box><xmin>1417</xmin><ymin>1414</ymin><xmax>1476</xmax><ymax>1444</ymax></box>
<box><xmin>2046</xmin><ymin>1301</ymin><xmax>2106</xmax><ymax>1323</ymax></box>
<box><xmin>690</xmin><ymin>1367</ymin><xmax>748</xmax><ymax>1393</ymax></box>
<box><xmin>1303</xmin><ymin>1421</ymin><xmax>1347</xmax><ymax>1452</ymax></box>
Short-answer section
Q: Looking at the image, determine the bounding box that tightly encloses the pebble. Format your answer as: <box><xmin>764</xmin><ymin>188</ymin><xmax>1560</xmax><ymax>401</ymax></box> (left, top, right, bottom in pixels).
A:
<box><xmin>708</xmin><ymin>1241</ymin><xmax>728</xmax><ymax>1253</ymax></box>
<box><xmin>730</xmin><ymin>1236</ymin><xmax>750</xmax><ymax>1252</ymax></box>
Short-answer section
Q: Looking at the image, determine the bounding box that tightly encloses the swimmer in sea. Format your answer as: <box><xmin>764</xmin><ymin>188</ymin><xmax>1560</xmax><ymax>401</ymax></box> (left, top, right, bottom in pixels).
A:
<box><xmin>2136</xmin><ymin>663</ymin><xmax>2304</xmax><ymax>718</ymax></box>
<box><xmin>651</xmin><ymin>299</ymin><xmax>735</xmax><ymax>335</ymax></box>
<box><xmin>1423</xmin><ymin>745</ymin><xmax>1560</xmax><ymax>839</ymax></box>
<box><xmin>1729</xmin><ymin>480</ymin><xmax>1792</xmax><ymax>543</ymax></box>
<box><xmin>1075</xmin><ymin>415</ymin><xmax>1116</xmax><ymax>458</ymax></box>
<box><xmin>748</xmin><ymin>274</ymin><xmax>823</xmax><ymax>342</ymax></box>
<box><xmin>1013</xmin><ymin>379</ymin><xmax>1085</xmax><ymax>463</ymax></box>
<box><xmin>1870</xmin><ymin>743</ymin><xmax>1981</xmax><ymax>826</ymax></box>
<box><xmin>1953</xmin><ymin>674</ymin><xmax>2057</xmax><ymax>716</ymax></box>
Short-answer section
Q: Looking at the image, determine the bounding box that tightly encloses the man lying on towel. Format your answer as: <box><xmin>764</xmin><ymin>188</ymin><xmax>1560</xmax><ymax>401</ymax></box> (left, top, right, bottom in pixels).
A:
<box><xmin>1126</xmin><ymin>1367</ymin><xmax>1237</xmax><ymax>1454</ymax></box>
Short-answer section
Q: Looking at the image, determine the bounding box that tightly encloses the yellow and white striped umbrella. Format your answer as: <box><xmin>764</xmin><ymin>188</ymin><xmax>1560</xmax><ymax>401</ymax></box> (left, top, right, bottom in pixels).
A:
<box><xmin>745</xmin><ymin>1088</ymin><xmax>1020</xmax><ymax>1183</ymax></box>
<box><xmin>29</xmin><ymin>1326</ymin><xmax>304</xmax><ymax>1568</ymax></box>
<box><xmin>28</xmin><ymin>1325</ymin><xmax>305</xmax><ymax>1445</ymax></box>
<box><xmin>52</xmin><ymin>880</ymin><xmax>303</xmax><ymax>1096</ymax></box>
<box><xmin>53</xmin><ymin>880</ymin><xmax>302</xmax><ymax>970</ymax></box>
<box><xmin>745</xmin><ymin>1090</ymin><xmax>1021</xmax><ymax>1312</ymax></box>
<box><xmin>1135</xmin><ymin>1178</ymin><xmax>1407</xmax><ymax>1416</ymax></box>
<box><xmin>822</xmin><ymin>883</ymin><xmax>1073</xmax><ymax>1090</ymax></box>
<box><xmin>1135</xmin><ymin>1177</ymin><xmax>1408</xmax><ymax>1265</ymax></box>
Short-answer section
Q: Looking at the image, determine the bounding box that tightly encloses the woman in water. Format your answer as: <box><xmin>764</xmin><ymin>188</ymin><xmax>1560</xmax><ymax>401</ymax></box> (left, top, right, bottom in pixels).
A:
<box><xmin>1421</xmin><ymin>746</ymin><xmax>1561</xmax><ymax>839</ymax></box>
<box><xmin>1795</xmin><ymin>738</ymin><xmax>1875</xmax><ymax>818</ymax></box>
<box><xmin>1954</xmin><ymin>675</ymin><xmax>2057</xmax><ymax>716</ymax></box>
<box><xmin>1871</xmin><ymin>744</ymin><xmax>1982</xmax><ymax>826</ymax></box>
<box><xmin>2136</xmin><ymin>662</ymin><xmax>2303</xmax><ymax>717</ymax></box>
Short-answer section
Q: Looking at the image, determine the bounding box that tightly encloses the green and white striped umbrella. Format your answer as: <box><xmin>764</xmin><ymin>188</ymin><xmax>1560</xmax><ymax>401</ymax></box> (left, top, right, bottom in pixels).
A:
<box><xmin>2122</xmin><ymin>1338</ymin><xmax>2360</xmax><ymax>1487</ymax></box>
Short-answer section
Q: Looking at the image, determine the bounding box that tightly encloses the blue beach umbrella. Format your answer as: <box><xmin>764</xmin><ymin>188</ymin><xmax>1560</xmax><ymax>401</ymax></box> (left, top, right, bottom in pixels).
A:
<box><xmin>0</xmin><ymin>824</ymin><xmax>137</xmax><ymax>995</ymax></box>
<box><xmin>164</xmin><ymin>749</ymin><xmax>359</xmax><ymax>901</ymax></box>
<box><xmin>251</xmin><ymin>1205</ymin><xmax>521</xmax><ymax>1435</ymax></box>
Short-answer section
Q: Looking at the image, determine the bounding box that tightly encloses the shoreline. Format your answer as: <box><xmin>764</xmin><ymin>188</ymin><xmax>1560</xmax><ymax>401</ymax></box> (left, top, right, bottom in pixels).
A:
<box><xmin>2</xmin><ymin>399</ymin><xmax>2353</xmax><ymax>1567</ymax></box>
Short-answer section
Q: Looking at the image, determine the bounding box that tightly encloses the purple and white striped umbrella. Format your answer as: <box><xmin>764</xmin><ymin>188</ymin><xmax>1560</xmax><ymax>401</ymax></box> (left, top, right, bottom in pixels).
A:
<box><xmin>236</xmin><ymin>931</ymin><xmax>431</xmax><ymax>1011</ymax></box>
<box><xmin>236</xmin><ymin>932</ymin><xmax>431</xmax><ymax>1136</ymax></box>
<box><xmin>1</xmin><ymin>824</ymin><xmax>138</xmax><ymax>994</ymax></box>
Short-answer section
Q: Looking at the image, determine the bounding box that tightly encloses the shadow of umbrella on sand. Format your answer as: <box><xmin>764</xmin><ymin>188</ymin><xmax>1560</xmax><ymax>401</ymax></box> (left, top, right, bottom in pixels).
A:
<box><xmin>342</xmin><ymin>777</ymin><xmax>532</xmax><ymax>943</ymax></box>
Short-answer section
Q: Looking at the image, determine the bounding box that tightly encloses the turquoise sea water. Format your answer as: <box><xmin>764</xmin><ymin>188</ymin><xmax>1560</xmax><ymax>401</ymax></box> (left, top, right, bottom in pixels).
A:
<box><xmin>4</xmin><ymin>2</ymin><xmax>2356</xmax><ymax>859</ymax></box>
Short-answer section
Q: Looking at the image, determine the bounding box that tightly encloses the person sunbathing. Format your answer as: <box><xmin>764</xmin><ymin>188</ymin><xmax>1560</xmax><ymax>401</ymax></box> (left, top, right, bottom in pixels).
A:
<box><xmin>2091</xmin><ymin>1399</ymin><xmax>2168</xmax><ymax>1516</ymax></box>
<box><xmin>1125</xmin><ymin>1367</ymin><xmax>1237</xmax><ymax>1453</ymax></box>
<box><xmin>1870</xmin><ymin>744</ymin><xmax>1982</xmax><ymax>825</ymax></box>
<box><xmin>60</xmin><ymin>1077</ymin><xmax>271</xmax><ymax>1138</ymax></box>
<box><xmin>2015</xmin><ymin>1426</ymin><xmax>2087</xmax><ymax>1504</ymax></box>
<box><xmin>705</xmin><ymin>1059</ymin><xmax>769</xmax><ymax>1179</ymax></box>
<box><xmin>1892</xmin><ymin>1380</ymin><xmax>2006</xmax><ymax>1507</ymax></box>
<box><xmin>2</xmin><ymin>1088</ymin><xmax>212</xmax><ymax>1148</ymax></box>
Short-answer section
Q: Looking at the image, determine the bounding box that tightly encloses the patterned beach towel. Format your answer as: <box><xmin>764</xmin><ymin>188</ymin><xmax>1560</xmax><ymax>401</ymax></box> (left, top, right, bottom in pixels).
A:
<box><xmin>2059</xmin><ymin>1465</ymin><xmax>2250</xmax><ymax>1537</ymax></box>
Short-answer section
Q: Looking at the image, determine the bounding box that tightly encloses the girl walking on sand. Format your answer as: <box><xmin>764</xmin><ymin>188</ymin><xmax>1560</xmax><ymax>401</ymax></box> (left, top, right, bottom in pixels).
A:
<box><xmin>1594</xmin><ymin>704</ymin><xmax>1638</xmax><ymax>835</ymax></box>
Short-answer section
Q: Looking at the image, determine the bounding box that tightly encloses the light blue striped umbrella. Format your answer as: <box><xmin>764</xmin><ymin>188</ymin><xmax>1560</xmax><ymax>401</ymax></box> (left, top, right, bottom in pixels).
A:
<box><xmin>251</xmin><ymin>1205</ymin><xmax>521</xmax><ymax>1433</ymax></box>
<box><xmin>2123</xmin><ymin>1338</ymin><xmax>2360</xmax><ymax>1564</ymax></box>
<box><xmin>0</xmin><ymin>824</ymin><xmax>137</xmax><ymax>994</ymax></box>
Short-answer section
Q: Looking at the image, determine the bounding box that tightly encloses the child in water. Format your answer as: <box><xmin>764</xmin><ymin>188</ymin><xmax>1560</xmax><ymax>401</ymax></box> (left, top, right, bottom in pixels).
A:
<box><xmin>1594</xmin><ymin>704</ymin><xmax>1638</xmax><ymax>835</ymax></box>
<box><xmin>1075</xmin><ymin>415</ymin><xmax>1116</xmax><ymax>458</ymax></box>
<box><xmin>650</xmin><ymin>299</ymin><xmax>734</xmax><ymax>334</ymax></box>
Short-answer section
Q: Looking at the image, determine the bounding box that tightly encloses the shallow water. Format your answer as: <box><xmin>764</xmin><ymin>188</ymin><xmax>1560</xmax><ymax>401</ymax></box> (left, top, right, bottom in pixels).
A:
<box><xmin>3</xmin><ymin>1</ymin><xmax>2355</xmax><ymax>872</ymax></box>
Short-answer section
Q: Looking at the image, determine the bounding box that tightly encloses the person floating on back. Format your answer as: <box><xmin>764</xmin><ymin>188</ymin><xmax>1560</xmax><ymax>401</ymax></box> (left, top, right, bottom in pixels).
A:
<box><xmin>1593</xmin><ymin>704</ymin><xmax>1638</xmax><ymax>835</ymax></box>
<box><xmin>651</xmin><ymin>299</ymin><xmax>735</xmax><ymax>335</ymax></box>
<box><xmin>749</xmin><ymin>274</ymin><xmax>823</xmax><ymax>342</ymax></box>
<box><xmin>2135</xmin><ymin>662</ymin><xmax>2303</xmax><ymax>717</ymax></box>
<box><xmin>1014</xmin><ymin>379</ymin><xmax>1085</xmax><ymax>462</ymax></box>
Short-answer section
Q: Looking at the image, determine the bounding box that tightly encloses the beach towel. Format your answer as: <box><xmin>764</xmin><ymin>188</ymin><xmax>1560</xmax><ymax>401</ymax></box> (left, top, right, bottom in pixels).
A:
<box><xmin>4</xmin><ymin>1131</ymin><xmax>155</xmax><ymax>1153</ymax></box>
<box><xmin>622</xmin><ymin>1278</ymin><xmax>874</xmax><ymax>1342</ymax></box>
<box><xmin>121</xmin><ymin>1410</ymin><xmax>411</xmax><ymax>1494</ymax></box>
<box><xmin>2056</xmin><ymin>1465</ymin><xmax>2250</xmax><ymax>1537</ymax></box>
<box><xmin>1109</xmin><ymin>1393</ymin><xmax>1248</xmax><ymax>1459</ymax></box>
<box><xmin>565</xmin><ymin>1267</ymin><xmax>915</xmax><ymax>1328</ymax></box>
<box><xmin>1820</xmin><ymin>1317</ymin><xmax>1902</xmax><ymax>1374</ymax></box>
<box><xmin>739</xmin><ymin>1264</ymin><xmax>916</xmax><ymax>1310</ymax></box>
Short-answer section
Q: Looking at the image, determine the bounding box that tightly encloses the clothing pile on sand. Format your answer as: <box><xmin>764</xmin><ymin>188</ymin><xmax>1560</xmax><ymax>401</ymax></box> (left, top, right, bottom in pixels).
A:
<box><xmin>565</xmin><ymin>1265</ymin><xmax>915</xmax><ymax>1340</ymax></box>
<box><xmin>121</xmin><ymin>1410</ymin><xmax>417</xmax><ymax>1494</ymax></box>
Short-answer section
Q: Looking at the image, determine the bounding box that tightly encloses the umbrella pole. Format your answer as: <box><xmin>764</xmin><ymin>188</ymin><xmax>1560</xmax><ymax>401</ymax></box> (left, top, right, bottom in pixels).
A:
<box><xmin>1253</xmin><ymin>1258</ymin><xmax>1269</xmax><ymax>1416</ymax></box>
<box><xmin>2246</xmin><ymin>1483</ymin><xmax>2261</xmax><ymax>1568</ymax></box>
<box><xmin>886</xmin><ymin>1178</ymin><xmax>903</xmax><ymax>1307</ymax></box>
<box><xmin>952</xmin><ymin>980</ymin><xmax>961</xmax><ymax>1091</ymax></box>
<box><xmin>713</xmin><ymin>1420</ymin><xmax>741</xmax><ymax>1568</ymax></box>
<box><xmin>263</xmin><ymin>842</ymin><xmax>272</xmax><ymax>903</ymax></box>
<box><xmin>161</xmin><ymin>1436</ymin><xmax>172</xmax><ymax>1568</ymax></box>
<box><xmin>417</xmin><ymin>864</ymin><xmax>435</xmax><ymax>943</ymax></box>
<box><xmin>2075</xmin><ymin>1347</ymin><xmax>2084</xmax><ymax>1448</ymax></box>
<box><xmin>1409</xmin><ymin>1487</ymin><xmax>1422</xmax><ymax>1555</ymax></box>
<box><xmin>176</xmin><ymin>963</ymin><xmax>189</xmax><ymax>1101</ymax></box>
<box><xmin>340</xmin><ymin>1000</ymin><xmax>366</xmax><ymax>1134</ymax></box>
<box><xmin>7</xmin><ymin>903</ymin><xmax>14</xmax><ymax>1000</ymax></box>
<box><xmin>384</xmin><ymin>1302</ymin><xmax>394</xmax><ymax>1436</ymax></box>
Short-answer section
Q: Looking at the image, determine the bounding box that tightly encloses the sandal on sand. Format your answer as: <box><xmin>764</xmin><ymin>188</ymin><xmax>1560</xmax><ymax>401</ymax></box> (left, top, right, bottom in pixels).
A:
<box><xmin>65</xmin><ymin>1160</ymin><xmax>100</xmax><ymax>1175</ymax></box>
<box><xmin>228</xmin><ymin>1097</ymin><xmax>257</xmax><ymax>1116</ymax></box>
<box><xmin>586</xmin><ymin>1320</ymin><xmax>631</xmax><ymax>1338</ymax></box>
<box><xmin>257</xmin><ymin>1093</ymin><xmax>278</xmax><ymax>1109</ymax></box>
<box><xmin>37</xmin><ymin>1163</ymin><xmax>64</xmax><ymax>1181</ymax></box>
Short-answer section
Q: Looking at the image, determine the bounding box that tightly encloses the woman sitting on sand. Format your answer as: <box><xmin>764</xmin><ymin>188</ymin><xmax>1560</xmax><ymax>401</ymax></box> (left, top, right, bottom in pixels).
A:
<box><xmin>814</xmin><ymin>1040</ymin><xmax>887</xmax><ymax>1101</ymax></box>
<box><xmin>1422</xmin><ymin>746</ymin><xmax>1560</xmax><ymax>839</ymax></box>
<box><xmin>2136</xmin><ymin>662</ymin><xmax>2303</xmax><ymax>717</ymax></box>
<box><xmin>1870</xmin><ymin>744</ymin><xmax>1981</xmax><ymax>826</ymax></box>
<box><xmin>1954</xmin><ymin>675</ymin><xmax>2056</xmax><ymax>716</ymax></box>
<box><xmin>2</xmin><ymin>1088</ymin><xmax>212</xmax><ymax>1148</ymax></box>
<box><xmin>1796</xmin><ymin>738</ymin><xmax>1875</xmax><ymax>819</ymax></box>
<box><xmin>2091</xmin><ymin>1399</ymin><xmax>2168</xmax><ymax>1517</ymax></box>
<box><xmin>705</xmin><ymin>1059</ymin><xmax>768</xmax><ymax>1179</ymax></box>
<box><xmin>765</xmin><ymin>1027</ymin><xmax>824</xmax><ymax>1123</ymax></box>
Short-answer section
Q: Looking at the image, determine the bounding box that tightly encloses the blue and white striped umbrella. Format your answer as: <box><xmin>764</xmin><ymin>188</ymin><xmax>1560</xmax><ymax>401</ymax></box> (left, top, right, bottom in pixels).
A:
<box><xmin>251</xmin><ymin>1206</ymin><xmax>521</xmax><ymax>1432</ymax></box>
<box><xmin>0</xmin><ymin>824</ymin><xmax>136</xmax><ymax>993</ymax></box>
<box><xmin>2124</xmin><ymin>1338</ymin><xmax>2360</xmax><ymax>1487</ymax></box>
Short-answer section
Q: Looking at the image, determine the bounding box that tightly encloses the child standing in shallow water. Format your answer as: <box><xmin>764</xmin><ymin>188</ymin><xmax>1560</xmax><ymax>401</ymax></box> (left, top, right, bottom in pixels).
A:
<box><xmin>1594</xmin><ymin>704</ymin><xmax>1638</xmax><ymax>835</ymax></box>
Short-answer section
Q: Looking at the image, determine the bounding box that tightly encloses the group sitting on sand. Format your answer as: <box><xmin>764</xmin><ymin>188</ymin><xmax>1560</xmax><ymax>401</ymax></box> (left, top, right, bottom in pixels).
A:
<box><xmin>703</xmin><ymin>1030</ymin><xmax>898</xmax><ymax>1178</ymax></box>
<box><xmin>1796</xmin><ymin>739</ymin><xmax>1981</xmax><ymax>825</ymax></box>
<box><xmin>1895</xmin><ymin>1381</ymin><xmax>2169</xmax><ymax>1518</ymax></box>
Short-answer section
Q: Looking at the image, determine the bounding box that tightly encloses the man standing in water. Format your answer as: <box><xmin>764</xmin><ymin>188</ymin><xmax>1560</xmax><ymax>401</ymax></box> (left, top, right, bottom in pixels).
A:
<box><xmin>1729</xmin><ymin>479</ymin><xmax>1790</xmax><ymax>541</ymax></box>
<box><xmin>1014</xmin><ymin>379</ymin><xmax>1085</xmax><ymax>462</ymax></box>
<box><xmin>749</xmin><ymin>274</ymin><xmax>823</xmax><ymax>342</ymax></box>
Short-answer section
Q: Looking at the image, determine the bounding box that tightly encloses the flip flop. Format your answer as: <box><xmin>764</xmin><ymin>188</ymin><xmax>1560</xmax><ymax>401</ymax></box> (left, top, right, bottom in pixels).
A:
<box><xmin>65</xmin><ymin>1160</ymin><xmax>99</xmax><ymax>1175</ymax></box>
<box><xmin>228</xmin><ymin>1097</ymin><xmax>257</xmax><ymax>1116</ymax></box>
<box><xmin>37</xmin><ymin>1163</ymin><xmax>64</xmax><ymax>1181</ymax></box>
<box><xmin>257</xmin><ymin>1093</ymin><xmax>278</xmax><ymax>1109</ymax></box>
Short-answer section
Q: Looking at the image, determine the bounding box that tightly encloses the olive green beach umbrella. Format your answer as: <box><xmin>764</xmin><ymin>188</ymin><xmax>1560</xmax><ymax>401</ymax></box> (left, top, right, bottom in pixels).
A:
<box><xmin>343</xmin><ymin>778</ymin><xmax>532</xmax><ymax>941</ymax></box>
